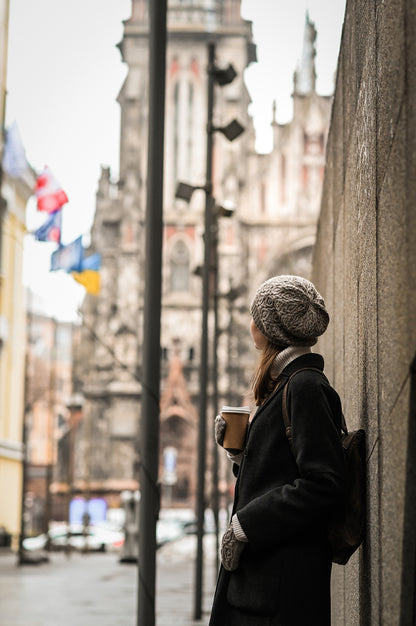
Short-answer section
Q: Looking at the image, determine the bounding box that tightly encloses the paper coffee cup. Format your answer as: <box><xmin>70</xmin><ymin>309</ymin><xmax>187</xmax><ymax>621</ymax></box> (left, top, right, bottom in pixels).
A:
<box><xmin>221</xmin><ymin>406</ymin><xmax>250</xmax><ymax>450</ymax></box>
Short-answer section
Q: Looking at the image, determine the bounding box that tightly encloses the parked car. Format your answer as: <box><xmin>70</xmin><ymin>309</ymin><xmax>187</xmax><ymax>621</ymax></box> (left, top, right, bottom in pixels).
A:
<box><xmin>22</xmin><ymin>523</ymin><xmax>124</xmax><ymax>553</ymax></box>
<box><xmin>155</xmin><ymin>509</ymin><xmax>217</xmax><ymax>547</ymax></box>
<box><xmin>156</xmin><ymin>518</ymin><xmax>185</xmax><ymax>547</ymax></box>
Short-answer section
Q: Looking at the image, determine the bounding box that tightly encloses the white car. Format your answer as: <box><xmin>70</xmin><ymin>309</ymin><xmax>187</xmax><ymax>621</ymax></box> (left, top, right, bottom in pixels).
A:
<box><xmin>23</xmin><ymin>523</ymin><xmax>124</xmax><ymax>553</ymax></box>
<box><xmin>156</xmin><ymin>518</ymin><xmax>185</xmax><ymax>547</ymax></box>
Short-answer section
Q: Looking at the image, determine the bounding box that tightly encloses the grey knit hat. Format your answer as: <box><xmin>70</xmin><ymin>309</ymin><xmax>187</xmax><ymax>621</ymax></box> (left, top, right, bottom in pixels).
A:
<box><xmin>250</xmin><ymin>275</ymin><xmax>329</xmax><ymax>348</ymax></box>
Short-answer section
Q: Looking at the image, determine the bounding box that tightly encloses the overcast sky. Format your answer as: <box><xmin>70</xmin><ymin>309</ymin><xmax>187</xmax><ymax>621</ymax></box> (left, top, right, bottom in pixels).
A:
<box><xmin>6</xmin><ymin>0</ymin><xmax>346</xmax><ymax>320</ymax></box>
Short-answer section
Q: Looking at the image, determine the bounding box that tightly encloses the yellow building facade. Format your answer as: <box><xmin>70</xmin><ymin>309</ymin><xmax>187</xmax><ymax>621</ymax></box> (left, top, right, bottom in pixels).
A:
<box><xmin>0</xmin><ymin>0</ymin><xmax>35</xmax><ymax>545</ymax></box>
<box><xmin>0</xmin><ymin>174</ymin><xmax>35</xmax><ymax>545</ymax></box>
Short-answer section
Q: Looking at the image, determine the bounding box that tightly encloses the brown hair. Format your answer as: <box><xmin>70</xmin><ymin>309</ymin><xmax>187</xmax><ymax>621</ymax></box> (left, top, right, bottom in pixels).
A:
<box><xmin>251</xmin><ymin>341</ymin><xmax>282</xmax><ymax>405</ymax></box>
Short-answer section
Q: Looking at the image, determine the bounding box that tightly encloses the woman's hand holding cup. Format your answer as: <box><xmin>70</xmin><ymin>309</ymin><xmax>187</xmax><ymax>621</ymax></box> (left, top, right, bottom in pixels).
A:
<box><xmin>214</xmin><ymin>414</ymin><xmax>244</xmax><ymax>465</ymax></box>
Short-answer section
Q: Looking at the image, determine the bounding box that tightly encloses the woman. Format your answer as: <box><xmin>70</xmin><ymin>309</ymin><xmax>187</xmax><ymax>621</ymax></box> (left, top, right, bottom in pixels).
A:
<box><xmin>209</xmin><ymin>275</ymin><xmax>346</xmax><ymax>626</ymax></box>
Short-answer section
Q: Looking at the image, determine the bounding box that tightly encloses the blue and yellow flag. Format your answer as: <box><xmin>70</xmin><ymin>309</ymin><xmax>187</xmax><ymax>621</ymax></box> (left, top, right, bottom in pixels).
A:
<box><xmin>81</xmin><ymin>252</ymin><xmax>101</xmax><ymax>271</ymax></box>
<box><xmin>71</xmin><ymin>270</ymin><xmax>101</xmax><ymax>295</ymax></box>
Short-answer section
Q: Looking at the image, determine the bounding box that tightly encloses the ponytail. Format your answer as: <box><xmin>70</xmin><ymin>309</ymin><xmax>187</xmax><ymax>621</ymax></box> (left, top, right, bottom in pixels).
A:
<box><xmin>251</xmin><ymin>341</ymin><xmax>281</xmax><ymax>405</ymax></box>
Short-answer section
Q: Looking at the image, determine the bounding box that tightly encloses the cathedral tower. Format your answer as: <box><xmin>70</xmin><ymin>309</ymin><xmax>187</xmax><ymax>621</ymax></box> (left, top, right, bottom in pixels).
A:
<box><xmin>75</xmin><ymin>0</ymin><xmax>256</xmax><ymax>506</ymax></box>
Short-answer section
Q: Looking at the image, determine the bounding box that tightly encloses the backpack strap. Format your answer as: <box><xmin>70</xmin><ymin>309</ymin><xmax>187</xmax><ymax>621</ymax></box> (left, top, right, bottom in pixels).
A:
<box><xmin>282</xmin><ymin>367</ymin><xmax>348</xmax><ymax>444</ymax></box>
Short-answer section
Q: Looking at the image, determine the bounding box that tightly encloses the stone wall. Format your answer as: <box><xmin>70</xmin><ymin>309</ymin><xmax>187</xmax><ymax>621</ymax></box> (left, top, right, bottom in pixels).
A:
<box><xmin>312</xmin><ymin>0</ymin><xmax>416</xmax><ymax>623</ymax></box>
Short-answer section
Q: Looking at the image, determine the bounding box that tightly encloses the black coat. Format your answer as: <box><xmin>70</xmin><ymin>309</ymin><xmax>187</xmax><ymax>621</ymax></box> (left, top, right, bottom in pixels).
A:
<box><xmin>209</xmin><ymin>353</ymin><xmax>346</xmax><ymax>626</ymax></box>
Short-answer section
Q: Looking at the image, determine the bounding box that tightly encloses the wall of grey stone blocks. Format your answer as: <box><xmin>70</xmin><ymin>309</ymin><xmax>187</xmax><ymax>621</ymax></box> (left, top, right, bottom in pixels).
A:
<box><xmin>312</xmin><ymin>0</ymin><xmax>416</xmax><ymax>623</ymax></box>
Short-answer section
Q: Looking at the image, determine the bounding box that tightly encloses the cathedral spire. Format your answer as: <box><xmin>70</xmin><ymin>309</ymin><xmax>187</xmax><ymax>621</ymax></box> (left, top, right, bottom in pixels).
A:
<box><xmin>293</xmin><ymin>11</ymin><xmax>317</xmax><ymax>96</ymax></box>
<box><xmin>129</xmin><ymin>0</ymin><xmax>147</xmax><ymax>23</ymax></box>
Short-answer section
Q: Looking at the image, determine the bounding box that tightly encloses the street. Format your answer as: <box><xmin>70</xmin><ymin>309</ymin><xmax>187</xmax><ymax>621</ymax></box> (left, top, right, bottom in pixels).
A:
<box><xmin>0</xmin><ymin>536</ymin><xmax>217</xmax><ymax>626</ymax></box>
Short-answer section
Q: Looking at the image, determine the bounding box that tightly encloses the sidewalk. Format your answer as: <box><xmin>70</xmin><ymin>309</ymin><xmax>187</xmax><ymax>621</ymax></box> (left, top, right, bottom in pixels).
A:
<box><xmin>0</xmin><ymin>536</ymin><xmax>217</xmax><ymax>626</ymax></box>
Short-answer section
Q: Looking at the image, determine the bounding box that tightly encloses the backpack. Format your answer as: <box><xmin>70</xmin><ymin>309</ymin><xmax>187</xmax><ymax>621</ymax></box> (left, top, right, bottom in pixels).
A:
<box><xmin>282</xmin><ymin>367</ymin><xmax>366</xmax><ymax>565</ymax></box>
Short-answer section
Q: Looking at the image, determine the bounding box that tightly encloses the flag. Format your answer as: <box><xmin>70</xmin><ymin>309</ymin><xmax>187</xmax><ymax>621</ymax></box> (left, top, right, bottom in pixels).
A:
<box><xmin>33</xmin><ymin>210</ymin><xmax>62</xmax><ymax>243</ymax></box>
<box><xmin>71</xmin><ymin>270</ymin><xmax>101</xmax><ymax>295</ymax></box>
<box><xmin>35</xmin><ymin>166</ymin><xmax>68</xmax><ymax>213</ymax></box>
<box><xmin>2</xmin><ymin>121</ymin><xmax>28</xmax><ymax>178</ymax></box>
<box><xmin>81</xmin><ymin>252</ymin><xmax>101</xmax><ymax>271</ymax></box>
<box><xmin>50</xmin><ymin>236</ymin><xmax>83</xmax><ymax>272</ymax></box>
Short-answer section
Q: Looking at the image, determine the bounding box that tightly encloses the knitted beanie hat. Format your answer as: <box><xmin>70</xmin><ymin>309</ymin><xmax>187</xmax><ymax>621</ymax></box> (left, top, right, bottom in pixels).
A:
<box><xmin>250</xmin><ymin>275</ymin><xmax>329</xmax><ymax>348</ymax></box>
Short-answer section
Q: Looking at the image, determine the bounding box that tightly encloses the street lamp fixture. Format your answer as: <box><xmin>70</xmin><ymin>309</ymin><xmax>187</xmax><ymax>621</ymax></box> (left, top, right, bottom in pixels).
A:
<box><xmin>176</xmin><ymin>181</ymin><xmax>235</xmax><ymax>216</ymax></box>
<box><xmin>216</xmin><ymin>200</ymin><xmax>235</xmax><ymax>218</ymax></box>
<box><xmin>214</xmin><ymin>118</ymin><xmax>245</xmax><ymax>142</ymax></box>
<box><xmin>175</xmin><ymin>181</ymin><xmax>206</xmax><ymax>203</ymax></box>
<box><xmin>212</xmin><ymin>63</ymin><xmax>237</xmax><ymax>86</ymax></box>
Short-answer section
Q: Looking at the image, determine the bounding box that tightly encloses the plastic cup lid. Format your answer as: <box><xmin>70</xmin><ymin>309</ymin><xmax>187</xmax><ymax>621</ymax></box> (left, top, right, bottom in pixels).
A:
<box><xmin>221</xmin><ymin>406</ymin><xmax>251</xmax><ymax>414</ymax></box>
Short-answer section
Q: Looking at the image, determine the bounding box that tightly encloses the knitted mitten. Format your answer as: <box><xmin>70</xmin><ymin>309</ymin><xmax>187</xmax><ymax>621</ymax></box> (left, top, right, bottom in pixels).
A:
<box><xmin>214</xmin><ymin>415</ymin><xmax>227</xmax><ymax>447</ymax></box>
<box><xmin>221</xmin><ymin>523</ymin><xmax>246</xmax><ymax>571</ymax></box>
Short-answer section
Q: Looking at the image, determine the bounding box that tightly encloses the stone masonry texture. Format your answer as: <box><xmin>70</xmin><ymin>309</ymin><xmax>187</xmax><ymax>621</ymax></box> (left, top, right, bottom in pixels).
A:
<box><xmin>312</xmin><ymin>0</ymin><xmax>416</xmax><ymax>624</ymax></box>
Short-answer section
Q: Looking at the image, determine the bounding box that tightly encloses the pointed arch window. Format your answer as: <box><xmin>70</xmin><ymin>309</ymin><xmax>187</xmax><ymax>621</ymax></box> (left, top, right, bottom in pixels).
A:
<box><xmin>170</xmin><ymin>240</ymin><xmax>190</xmax><ymax>292</ymax></box>
<box><xmin>173</xmin><ymin>81</ymin><xmax>180</xmax><ymax>187</ymax></box>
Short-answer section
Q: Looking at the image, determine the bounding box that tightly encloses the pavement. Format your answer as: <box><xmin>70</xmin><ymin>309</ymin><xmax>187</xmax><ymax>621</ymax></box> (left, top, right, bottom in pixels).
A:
<box><xmin>0</xmin><ymin>535</ymin><xmax>218</xmax><ymax>626</ymax></box>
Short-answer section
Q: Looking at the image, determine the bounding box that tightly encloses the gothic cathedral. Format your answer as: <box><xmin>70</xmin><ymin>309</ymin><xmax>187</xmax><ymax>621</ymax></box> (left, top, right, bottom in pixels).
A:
<box><xmin>73</xmin><ymin>1</ymin><xmax>331</xmax><ymax>511</ymax></box>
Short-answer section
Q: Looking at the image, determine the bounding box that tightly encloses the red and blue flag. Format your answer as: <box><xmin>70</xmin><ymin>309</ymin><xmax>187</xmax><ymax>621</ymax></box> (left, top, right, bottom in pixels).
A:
<box><xmin>33</xmin><ymin>210</ymin><xmax>62</xmax><ymax>244</ymax></box>
<box><xmin>35</xmin><ymin>166</ymin><xmax>68</xmax><ymax>213</ymax></box>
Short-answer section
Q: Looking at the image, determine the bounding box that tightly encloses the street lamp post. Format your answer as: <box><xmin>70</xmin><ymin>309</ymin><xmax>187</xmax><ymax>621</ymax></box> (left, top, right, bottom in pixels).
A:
<box><xmin>175</xmin><ymin>41</ymin><xmax>244</xmax><ymax>621</ymax></box>
<box><xmin>196</xmin><ymin>42</ymin><xmax>244</xmax><ymax>622</ymax></box>
<box><xmin>211</xmin><ymin>215</ymin><xmax>220</xmax><ymax>575</ymax></box>
<box><xmin>137</xmin><ymin>3</ymin><xmax>167</xmax><ymax>626</ymax></box>
<box><xmin>193</xmin><ymin>42</ymin><xmax>216</xmax><ymax>622</ymax></box>
<box><xmin>18</xmin><ymin>291</ymin><xmax>32</xmax><ymax>566</ymax></box>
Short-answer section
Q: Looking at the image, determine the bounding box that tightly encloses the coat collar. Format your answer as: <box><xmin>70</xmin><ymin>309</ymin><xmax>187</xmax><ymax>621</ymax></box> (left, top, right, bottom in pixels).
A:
<box><xmin>278</xmin><ymin>352</ymin><xmax>324</xmax><ymax>380</ymax></box>
<box><xmin>249</xmin><ymin>353</ymin><xmax>325</xmax><ymax>427</ymax></box>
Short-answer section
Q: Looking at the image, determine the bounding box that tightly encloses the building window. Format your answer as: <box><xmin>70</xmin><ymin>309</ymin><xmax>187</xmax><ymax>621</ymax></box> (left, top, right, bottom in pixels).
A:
<box><xmin>280</xmin><ymin>155</ymin><xmax>286</xmax><ymax>204</ymax></box>
<box><xmin>170</xmin><ymin>240</ymin><xmax>190</xmax><ymax>292</ymax></box>
<box><xmin>174</xmin><ymin>477</ymin><xmax>189</xmax><ymax>500</ymax></box>
<box><xmin>260</xmin><ymin>182</ymin><xmax>266</xmax><ymax>214</ymax></box>
<box><xmin>187</xmin><ymin>81</ymin><xmax>194</xmax><ymax>174</ymax></box>
<box><xmin>102</xmin><ymin>222</ymin><xmax>120</xmax><ymax>247</ymax></box>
